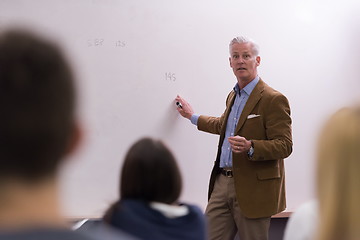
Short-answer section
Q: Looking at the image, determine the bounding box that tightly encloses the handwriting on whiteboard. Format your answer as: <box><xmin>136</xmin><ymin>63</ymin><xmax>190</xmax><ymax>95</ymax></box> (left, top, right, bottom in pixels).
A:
<box><xmin>91</xmin><ymin>0</ymin><xmax>117</xmax><ymax>5</ymax></box>
<box><xmin>165</xmin><ymin>72</ymin><xmax>176</xmax><ymax>82</ymax></box>
<box><xmin>87</xmin><ymin>39</ymin><xmax>126</xmax><ymax>48</ymax></box>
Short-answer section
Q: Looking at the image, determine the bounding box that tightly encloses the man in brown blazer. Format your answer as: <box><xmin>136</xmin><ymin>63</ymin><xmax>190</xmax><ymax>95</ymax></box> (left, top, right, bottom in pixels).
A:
<box><xmin>175</xmin><ymin>36</ymin><xmax>292</xmax><ymax>240</ymax></box>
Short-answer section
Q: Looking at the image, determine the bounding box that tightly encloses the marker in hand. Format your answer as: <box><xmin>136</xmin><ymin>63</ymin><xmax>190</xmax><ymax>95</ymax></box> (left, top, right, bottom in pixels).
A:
<box><xmin>175</xmin><ymin>95</ymin><xmax>194</xmax><ymax>119</ymax></box>
<box><xmin>176</xmin><ymin>101</ymin><xmax>183</xmax><ymax>109</ymax></box>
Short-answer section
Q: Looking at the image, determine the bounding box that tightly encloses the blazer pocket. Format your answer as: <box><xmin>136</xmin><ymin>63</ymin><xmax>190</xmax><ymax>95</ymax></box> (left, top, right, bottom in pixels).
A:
<box><xmin>257</xmin><ymin>168</ymin><xmax>280</xmax><ymax>180</ymax></box>
<box><xmin>244</xmin><ymin>116</ymin><xmax>262</xmax><ymax>128</ymax></box>
<box><xmin>247</xmin><ymin>114</ymin><xmax>260</xmax><ymax>119</ymax></box>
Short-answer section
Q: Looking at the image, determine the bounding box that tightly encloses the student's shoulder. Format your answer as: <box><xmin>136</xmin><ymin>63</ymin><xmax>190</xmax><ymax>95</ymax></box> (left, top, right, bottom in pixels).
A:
<box><xmin>77</xmin><ymin>220</ymin><xmax>139</xmax><ymax>240</ymax></box>
<box><xmin>283</xmin><ymin>200</ymin><xmax>318</xmax><ymax>240</ymax></box>
<box><xmin>0</xmin><ymin>226</ymin><xmax>137</xmax><ymax>240</ymax></box>
<box><xmin>185</xmin><ymin>203</ymin><xmax>203</xmax><ymax>212</ymax></box>
<box><xmin>0</xmin><ymin>228</ymin><xmax>95</xmax><ymax>240</ymax></box>
<box><xmin>182</xmin><ymin>203</ymin><xmax>205</xmax><ymax>219</ymax></box>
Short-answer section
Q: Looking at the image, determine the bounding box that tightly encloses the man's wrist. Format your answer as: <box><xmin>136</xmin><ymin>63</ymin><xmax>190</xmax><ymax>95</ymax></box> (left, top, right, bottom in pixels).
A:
<box><xmin>190</xmin><ymin>114</ymin><xmax>199</xmax><ymax>125</ymax></box>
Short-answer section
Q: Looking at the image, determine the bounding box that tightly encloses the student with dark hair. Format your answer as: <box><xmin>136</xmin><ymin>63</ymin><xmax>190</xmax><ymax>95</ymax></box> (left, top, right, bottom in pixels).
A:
<box><xmin>103</xmin><ymin>137</ymin><xmax>207</xmax><ymax>240</ymax></box>
<box><xmin>0</xmin><ymin>29</ymin><xmax>134</xmax><ymax>240</ymax></box>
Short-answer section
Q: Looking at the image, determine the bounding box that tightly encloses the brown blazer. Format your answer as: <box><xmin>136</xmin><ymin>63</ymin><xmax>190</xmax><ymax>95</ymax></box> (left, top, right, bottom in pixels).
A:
<box><xmin>197</xmin><ymin>79</ymin><xmax>292</xmax><ymax>219</ymax></box>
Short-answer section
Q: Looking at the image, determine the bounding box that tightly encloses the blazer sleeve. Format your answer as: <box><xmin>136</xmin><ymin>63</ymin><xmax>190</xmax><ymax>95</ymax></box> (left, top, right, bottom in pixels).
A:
<box><xmin>197</xmin><ymin>91</ymin><xmax>234</xmax><ymax>135</ymax></box>
<box><xmin>250</xmin><ymin>92</ymin><xmax>293</xmax><ymax>161</ymax></box>
<box><xmin>197</xmin><ymin>115</ymin><xmax>223</xmax><ymax>135</ymax></box>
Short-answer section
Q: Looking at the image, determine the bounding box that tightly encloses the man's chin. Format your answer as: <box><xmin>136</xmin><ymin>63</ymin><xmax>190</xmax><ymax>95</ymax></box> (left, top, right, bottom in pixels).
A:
<box><xmin>237</xmin><ymin>76</ymin><xmax>253</xmax><ymax>83</ymax></box>
<box><xmin>236</xmin><ymin>74</ymin><xmax>248</xmax><ymax>79</ymax></box>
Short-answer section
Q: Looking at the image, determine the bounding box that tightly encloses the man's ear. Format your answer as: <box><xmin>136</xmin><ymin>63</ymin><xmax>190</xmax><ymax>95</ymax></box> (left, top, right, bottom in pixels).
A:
<box><xmin>256</xmin><ymin>56</ymin><xmax>261</xmax><ymax>66</ymax></box>
<box><xmin>229</xmin><ymin>57</ymin><xmax>232</xmax><ymax>68</ymax></box>
<box><xmin>65</xmin><ymin>121</ymin><xmax>83</xmax><ymax>156</ymax></box>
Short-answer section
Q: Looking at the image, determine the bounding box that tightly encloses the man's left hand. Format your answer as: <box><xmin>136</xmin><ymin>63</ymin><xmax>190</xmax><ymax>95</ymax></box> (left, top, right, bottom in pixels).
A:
<box><xmin>228</xmin><ymin>136</ymin><xmax>252</xmax><ymax>153</ymax></box>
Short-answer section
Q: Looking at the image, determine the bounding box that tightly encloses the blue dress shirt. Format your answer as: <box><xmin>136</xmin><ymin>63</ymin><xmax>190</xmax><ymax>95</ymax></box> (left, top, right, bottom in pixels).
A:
<box><xmin>191</xmin><ymin>76</ymin><xmax>259</xmax><ymax>168</ymax></box>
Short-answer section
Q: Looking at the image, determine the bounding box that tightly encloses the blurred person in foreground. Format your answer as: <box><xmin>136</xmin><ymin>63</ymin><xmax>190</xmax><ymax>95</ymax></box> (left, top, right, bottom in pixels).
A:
<box><xmin>284</xmin><ymin>106</ymin><xmax>360</xmax><ymax>240</ymax></box>
<box><xmin>0</xmin><ymin>29</ymin><xmax>134</xmax><ymax>240</ymax></box>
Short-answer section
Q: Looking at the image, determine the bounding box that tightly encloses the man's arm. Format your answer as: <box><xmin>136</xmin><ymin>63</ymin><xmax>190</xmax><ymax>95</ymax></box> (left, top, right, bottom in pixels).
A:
<box><xmin>197</xmin><ymin>91</ymin><xmax>236</xmax><ymax>135</ymax></box>
<box><xmin>197</xmin><ymin>115</ymin><xmax>224</xmax><ymax>135</ymax></box>
<box><xmin>175</xmin><ymin>91</ymin><xmax>234</xmax><ymax>136</ymax></box>
<box><xmin>175</xmin><ymin>94</ymin><xmax>224</xmax><ymax>135</ymax></box>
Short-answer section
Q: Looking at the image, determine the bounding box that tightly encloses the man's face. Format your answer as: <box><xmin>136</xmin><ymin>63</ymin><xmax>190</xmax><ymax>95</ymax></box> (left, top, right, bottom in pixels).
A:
<box><xmin>229</xmin><ymin>42</ymin><xmax>260</xmax><ymax>83</ymax></box>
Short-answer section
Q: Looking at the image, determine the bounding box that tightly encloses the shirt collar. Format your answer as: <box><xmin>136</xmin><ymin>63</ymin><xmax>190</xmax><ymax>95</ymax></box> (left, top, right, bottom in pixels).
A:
<box><xmin>233</xmin><ymin>76</ymin><xmax>260</xmax><ymax>96</ymax></box>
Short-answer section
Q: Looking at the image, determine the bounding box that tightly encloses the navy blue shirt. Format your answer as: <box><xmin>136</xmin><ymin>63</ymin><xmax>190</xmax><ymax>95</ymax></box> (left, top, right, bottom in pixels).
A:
<box><xmin>0</xmin><ymin>228</ymin><xmax>97</xmax><ymax>240</ymax></box>
<box><xmin>108</xmin><ymin>199</ymin><xmax>207</xmax><ymax>240</ymax></box>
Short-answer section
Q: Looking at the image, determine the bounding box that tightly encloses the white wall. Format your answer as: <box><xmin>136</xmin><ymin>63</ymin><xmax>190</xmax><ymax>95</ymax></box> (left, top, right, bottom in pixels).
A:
<box><xmin>1</xmin><ymin>0</ymin><xmax>359</xmax><ymax>218</ymax></box>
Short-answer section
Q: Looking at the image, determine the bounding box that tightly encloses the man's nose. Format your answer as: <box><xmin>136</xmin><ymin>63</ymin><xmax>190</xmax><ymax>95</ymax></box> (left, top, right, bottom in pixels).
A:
<box><xmin>237</xmin><ymin>57</ymin><xmax>245</xmax><ymax>63</ymax></box>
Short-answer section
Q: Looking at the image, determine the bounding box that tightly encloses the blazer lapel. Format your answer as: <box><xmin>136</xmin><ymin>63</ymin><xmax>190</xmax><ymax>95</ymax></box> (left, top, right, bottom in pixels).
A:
<box><xmin>222</xmin><ymin>92</ymin><xmax>236</xmax><ymax>132</ymax></box>
<box><xmin>219</xmin><ymin>91</ymin><xmax>236</xmax><ymax>141</ymax></box>
<box><xmin>235</xmin><ymin>79</ymin><xmax>265</xmax><ymax>133</ymax></box>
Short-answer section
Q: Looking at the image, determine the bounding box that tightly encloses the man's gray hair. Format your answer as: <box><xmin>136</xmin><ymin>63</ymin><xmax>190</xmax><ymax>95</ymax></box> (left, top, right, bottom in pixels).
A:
<box><xmin>229</xmin><ymin>36</ymin><xmax>259</xmax><ymax>56</ymax></box>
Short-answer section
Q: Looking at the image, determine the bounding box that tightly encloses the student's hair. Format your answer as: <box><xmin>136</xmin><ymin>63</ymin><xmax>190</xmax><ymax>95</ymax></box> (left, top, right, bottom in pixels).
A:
<box><xmin>0</xmin><ymin>30</ymin><xmax>76</xmax><ymax>182</ymax></box>
<box><xmin>121</xmin><ymin>137</ymin><xmax>182</xmax><ymax>202</ymax></box>
<box><xmin>229</xmin><ymin>36</ymin><xmax>259</xmax><ymax>56</ymax></box>
<box><xmin>104</xmin><ymin>138</ymin><xmax>182</xmax><ymax>221</ymax></box>
<box><xmin>316</xmin><ymin>106</ymin><xmax>360</xmax><ymax>240</ymax></box>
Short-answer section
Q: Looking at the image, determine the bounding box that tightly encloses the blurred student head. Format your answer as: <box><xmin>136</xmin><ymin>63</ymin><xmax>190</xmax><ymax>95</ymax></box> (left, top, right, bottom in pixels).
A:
<box><xmin>316</xmin><ymin>106</ymin><xmax>360</xmax><ymax>240</ymax></box>
<box><xmin>120</xmin><ymin>137</ymin><xmax>182</xmax><ymax>203</ymax></box>
<box><xmin>104</xmin><ymin>137</ymin><xmax>182</xmax><ymax>220</ymax></box>
<box><xmin>0</xmin><ymin>29</ymin><xmax>80</xmax><ymax>184</ymax></box>
<box><xmin>0</xmin><ymin>29</ymin><xmax>82</xmax><ymax>229</ymax></box>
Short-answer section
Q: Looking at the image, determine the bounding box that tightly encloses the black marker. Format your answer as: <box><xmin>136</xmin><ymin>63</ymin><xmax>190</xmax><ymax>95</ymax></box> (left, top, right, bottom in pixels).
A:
<box><xmin>176</xmin><ymin>101</ymin><xmax>183</xmax><ymax>109</ymax></box>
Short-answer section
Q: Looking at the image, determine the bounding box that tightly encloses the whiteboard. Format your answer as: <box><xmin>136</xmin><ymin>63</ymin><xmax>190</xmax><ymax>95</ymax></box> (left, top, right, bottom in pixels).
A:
<box><xmin>1</xmin><ymin>0</ymin><xmax>359</xmax><ymax>218</ymax></box>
